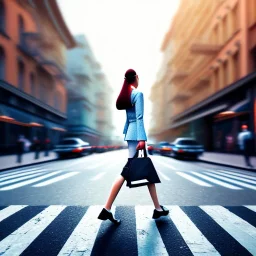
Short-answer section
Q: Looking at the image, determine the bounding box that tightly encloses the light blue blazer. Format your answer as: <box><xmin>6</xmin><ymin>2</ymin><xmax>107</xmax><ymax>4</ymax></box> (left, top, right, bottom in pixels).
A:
<box><xmin>123</xmin><ymin>89</ymin><xmax>147</xmax><ymax>141</ymax></box>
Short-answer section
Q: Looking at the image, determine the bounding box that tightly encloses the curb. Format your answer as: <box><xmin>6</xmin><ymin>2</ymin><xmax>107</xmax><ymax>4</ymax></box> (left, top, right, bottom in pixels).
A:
<box><xmin>0</xmin><ymin>158</ymin><xmax>57</xmax><ymax>172</ymax></box>
<box><xmin>198</xmin><ymin>159</ymin><xmax>256</xmax><ymax>172</ymax></box>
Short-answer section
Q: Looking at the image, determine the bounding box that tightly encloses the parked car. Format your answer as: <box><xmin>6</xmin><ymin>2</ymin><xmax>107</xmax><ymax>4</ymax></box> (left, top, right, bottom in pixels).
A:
<box><xmin>54</xmin><ymin>138</ymin><xmax>91</xmax><ymax>158</ymax></box>
<box><xmin>154</xmin><ymin>141</ymin><xmax>173</xmax><ymax>156</ymax></box>
<box><xmin>170</xmin><ymin>138</ymin><xmax>204</xmax><ymax>159</ymax></box>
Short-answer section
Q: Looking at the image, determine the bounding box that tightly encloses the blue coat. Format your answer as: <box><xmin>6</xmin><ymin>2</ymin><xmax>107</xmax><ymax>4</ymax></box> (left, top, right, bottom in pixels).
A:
<box><xmin>123</xmin><ymin>89</ymin><xmax>147</xmax><ymax>141</ymax></box>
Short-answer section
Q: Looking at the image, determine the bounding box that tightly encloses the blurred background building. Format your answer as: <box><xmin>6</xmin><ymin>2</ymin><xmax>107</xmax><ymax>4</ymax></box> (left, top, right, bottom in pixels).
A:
<box><xmin>66</xmin><ymin>35</ymin><xmax>114</xmax><ymax>145</ymax></box>
<box><xmin>149</xmin><ymin>0</ymin><xmax>256</xmax><ymax>154</ymax></box>
<box><xmin>0</xmin><ymin>0</ymin><xmax>76</xmax><ymax>154</ymax></box>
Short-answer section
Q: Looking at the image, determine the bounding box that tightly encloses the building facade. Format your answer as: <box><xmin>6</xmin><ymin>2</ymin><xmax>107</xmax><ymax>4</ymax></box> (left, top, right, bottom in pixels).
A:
<box><xmin>66</xmin><ymin>35</ymin><xmax>114</xmax><ymax>145</ymax></box>
<box><xmin>0</xmin><ymin>0</ymin><xmax>76</xmax><ymax>154</ymax></box>
<box><xmin>150</xmin><ymin>0</ymin><xmax>256</xmax><ymax>153</ymax></box>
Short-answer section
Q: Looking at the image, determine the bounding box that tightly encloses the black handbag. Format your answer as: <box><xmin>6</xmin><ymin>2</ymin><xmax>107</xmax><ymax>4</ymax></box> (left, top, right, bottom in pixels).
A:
<box><xmin>126</xmin><ymin>148</ymin><xmax>161</xmax><ymax>188</ymax></box>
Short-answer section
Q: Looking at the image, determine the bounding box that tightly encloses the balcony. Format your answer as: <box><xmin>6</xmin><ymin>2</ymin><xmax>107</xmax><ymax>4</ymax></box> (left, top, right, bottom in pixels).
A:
<box><xmin>39</xmin><ymin>59</ymin><xmax>70</xmax><ymax>81</ymax></box>
<box><xmin>18</xmin><ymin>32</ymin><xmax>42</xmax><ymax>60</ymax></box>
<box><xmin>170</xmin><ymin>71</ymin><xmax>189</xmax><ymax>83</ymax></box>
<box><xmin>190</xmin><ymin>42</ymin><xmax>222</xmax><ymax>55</ymax></box>
<box><xmin>191</xmin><ymin>77</ymin><xmax>210</xmax><ymax>90</ymax></box>
<box><xmin>170</xmin><ymin>91</ymin><xmax>191</xmax><ymax>103</ymax></box>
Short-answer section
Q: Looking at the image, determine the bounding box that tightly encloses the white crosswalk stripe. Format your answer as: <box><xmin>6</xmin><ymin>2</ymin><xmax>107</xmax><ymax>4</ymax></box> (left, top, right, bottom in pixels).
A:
<box><xmin>191</xmin><ymin>172</ymin><xmax>242</xmax><ymax>190</ymax></box>
<box><xmin>200</xmin><ymin>206</ymin><xmax>256</xmax><ymax>255</ymax></box>
<box><xmin>205</xmin><ymin>172</ymin><xmax>256</xmax><ymax>190</ymax></box>
<box><xmin>58</xmin><ymin>206</ymin><xmax>116</xmax><ymax>256</ymax></box>
<box><xmin>213</xmin><ymin>170</ymin><xmax>256</xmax><ymax>181</ymax></box>
<box><xmin>32</xmin><ymin>172</ymin><xmax>79</xmax><ymax>187</ymax></box>
<box><xmin>0</xmin><ymin>171</ymin><xmax>62</xmax><ymax>190</ymax></box>
<box><xmin>167</xmin><ymin>206</ymin><xmax>220</xmax><ymax>255</ymax></box>
<box><xmin>135</xmin><ymin>205</ymin><xmax>168</xmax><ymax>255</ymax></box>
<box><xmin>0</xmin><ymin>168</ymin><xmax>47</xmax><ymax>182</ymax></box>
<box><xmin>207</xmin><ymin>170</ymin><xmax>256</xmax><ymax>185</ymax></box>
<box><xmin>0</xmin><ymin>205</ymin><xmax>255</xmax><ymax>255</ymax></box>
<box><xmin>176</xmin><ymin>172</ymin><xmax>213</xmax><ymax>187</ymax></box>
<box><xmin>0</xmin><ymin>205</ymin><xmax>66</xmax><ymax>256</ymax></box>
<box><xmin>0</xmin><ymin>205</ymin><xmax>27</xmax><ymax>222</ymax></box>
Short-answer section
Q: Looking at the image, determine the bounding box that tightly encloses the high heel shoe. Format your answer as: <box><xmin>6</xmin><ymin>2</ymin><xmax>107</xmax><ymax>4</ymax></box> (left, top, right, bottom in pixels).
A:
<box><xmin>152</xmin><ymin>205</ymin><xmax>169</xmax><ymax>219</ymax></box>
<box><xmin>98</xmin><ymin>208</ymin><xmax>121</xmax><ymax>225</ymax></box>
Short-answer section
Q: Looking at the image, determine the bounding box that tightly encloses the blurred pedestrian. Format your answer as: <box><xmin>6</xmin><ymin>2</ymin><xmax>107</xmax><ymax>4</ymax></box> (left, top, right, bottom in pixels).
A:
<box><xmin>16</xmin><ymin>135</ymin><xmax>25</xmax><ymax>163</ymax></box>
<box><xmin>237</xmin><ymin>125</ymin><xmax>254</xmax><ymax>168</ymax></box>
<box><xmin>44</xmin><ymin>137</ymin><xmax>51</xmax><ymax>157</ymax></box>
<box><xmin>33</xmin><ymin>136</ymin><xmax>41</xmax><ymax>159</ymax></box>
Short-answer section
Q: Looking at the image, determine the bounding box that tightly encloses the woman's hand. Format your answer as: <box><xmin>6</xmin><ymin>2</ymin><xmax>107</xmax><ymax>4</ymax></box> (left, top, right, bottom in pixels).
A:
<box><xmin>136</xmin><ymin>141</ymin><xmax>145</xmax><ymax>150</ymax></box>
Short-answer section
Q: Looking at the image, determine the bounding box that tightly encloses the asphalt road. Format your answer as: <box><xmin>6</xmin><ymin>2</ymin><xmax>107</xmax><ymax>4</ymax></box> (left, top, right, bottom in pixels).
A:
<box><xmin>0</xmin><ymin>149</ymin><xmax>256</xmax><ymax>255</ymax></box>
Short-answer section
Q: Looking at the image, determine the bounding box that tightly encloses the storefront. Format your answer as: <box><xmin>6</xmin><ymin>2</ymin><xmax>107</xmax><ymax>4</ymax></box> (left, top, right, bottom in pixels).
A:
<box><xmin>0</xmin><ymin>81</ymin><xmax>67</xmax><ymax>154</ymax></box>
<box><xmin>169</xmin><ymin>72</ymin><xmax>256</xmax><ymax>154</ymax></box>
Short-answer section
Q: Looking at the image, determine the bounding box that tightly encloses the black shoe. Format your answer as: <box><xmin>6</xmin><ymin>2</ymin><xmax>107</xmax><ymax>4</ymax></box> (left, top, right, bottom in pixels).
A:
<box><xmin>152</xmin><ymin>205</ymin><xmax>169</xmax><ymax>219</ymax></box>
<box><xmin>98</xmin><ymin>208</ymin><xmax>121</xmax><ymax>225</ymax></box>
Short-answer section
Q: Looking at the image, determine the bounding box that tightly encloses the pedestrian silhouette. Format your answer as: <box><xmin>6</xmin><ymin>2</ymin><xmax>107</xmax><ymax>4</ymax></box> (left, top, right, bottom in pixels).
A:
<box><xmin>237</xmin><ymin>125</ymin><xmax>254</xmax><ymax>168</ymax></box>
<box><xmin>16</xmin><ymin>135</ymin><xmax>25</xmax><ymax>163</ymax></box>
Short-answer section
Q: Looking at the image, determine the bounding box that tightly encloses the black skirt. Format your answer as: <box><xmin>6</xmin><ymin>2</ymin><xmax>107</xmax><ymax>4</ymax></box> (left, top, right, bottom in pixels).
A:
<box><xmin>121</xmin><ymin>158</ymin><xmax>161</xmax><ymax>187</ymax></box>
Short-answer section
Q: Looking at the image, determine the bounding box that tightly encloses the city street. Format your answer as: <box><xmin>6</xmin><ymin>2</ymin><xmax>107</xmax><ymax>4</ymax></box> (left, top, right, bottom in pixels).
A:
<box><xmin>0</xmin><ymin>150</ymin><xmax>256</xmax><ymax>255</ymax></box>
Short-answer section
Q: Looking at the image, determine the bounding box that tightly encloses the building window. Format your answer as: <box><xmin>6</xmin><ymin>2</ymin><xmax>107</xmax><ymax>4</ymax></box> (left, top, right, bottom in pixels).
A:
<box><xmin>18</xmin><ymin>15</ymin><xmax>25</xmax><ymax>44</ymax></box>
<box><xmin>18</xmin><ymin>60</ymin><xmax>25</xmax><ymax>90</ymax></box>
<box><xmin>223</xmin><ymin>60</ymin><xmax>228</xmax><ymax>87</ymax></box>
<box><xmin>233</xmin><ymin>4</ymin><xmax>239</xmax><ymax>32</ymax></box>
<box><xmin>0</xmin><ymin>0</ymin><xmax>5</xmax><ymax>32</ymax></box>
<box><xmin>0</xmin><ymin>46</ymin><xmax>5</xmax><ymax>80</ymax></box>
<box><xmin>55</xmin><ymin>92</ymin><xmax>62</xmax><ymax>111</ymax></box>
<box><xmin>30</xmin><ymin>73</ymin><xmax>36</xmax><ymax>97</ymax></box>
<box><xmin>233</xmin><ymin>51</ymin><xmax>240</xmax><ymax>80</ymax></box>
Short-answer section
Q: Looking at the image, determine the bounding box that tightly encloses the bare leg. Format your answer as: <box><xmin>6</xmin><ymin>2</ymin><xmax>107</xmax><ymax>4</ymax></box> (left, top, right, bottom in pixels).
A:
<box><xmin>104</xmin><ymin>175</ymin><xmax>125</xmax><ymax>210</ymax></box>
<box><xmin>147</xmin><ymin>183</ymin><xmax>161</xmax><ymax>209</ymax></box>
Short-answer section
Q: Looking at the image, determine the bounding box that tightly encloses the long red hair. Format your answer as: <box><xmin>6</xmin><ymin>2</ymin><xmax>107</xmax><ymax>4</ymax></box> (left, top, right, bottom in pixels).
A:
<box><xmin>116</xmin><ymin>69</ymin><xmax>137</xmax><ymax>110</ymax></box>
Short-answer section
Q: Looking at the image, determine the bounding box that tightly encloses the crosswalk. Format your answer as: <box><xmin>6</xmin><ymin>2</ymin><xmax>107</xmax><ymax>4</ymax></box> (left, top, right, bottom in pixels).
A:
<box><xmin>1</xmin><ymin>156</ymin><xmax>256</xmax><ymax>191</ymax></box>
<box><xmin>175</xmin><ymin>170</ymin><xmax>256</xmax><ymax>190</ymax></box>
<box><xmin>0</xmin><ymin>165</ymin><xmax>80</xmax><ymax>191</ymax></box>
<box><xmin>0</xmin><ymin>205</ymin><xmax>255</xmax><ymax>255</ymax></box>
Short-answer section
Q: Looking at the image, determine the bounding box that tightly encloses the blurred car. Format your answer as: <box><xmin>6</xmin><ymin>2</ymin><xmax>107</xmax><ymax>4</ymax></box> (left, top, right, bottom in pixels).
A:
<box><xmin>170</xmin><ymin>138</ymin><xmax>204</xmax><ymax>159</ymax></box>
<box><xmin>54</xmin><ymin>137</ymin><xmax>91</xmax><ymax>158</ymax></box>
<box><xmin>147</xmin><ymin>143</ymin><xmax>155</xmax><ymax>155</ymax></box>
<box><xmin>154</xmin><ymin>141</ymin><xmax>173</xmax><ymax>156</ymax></box>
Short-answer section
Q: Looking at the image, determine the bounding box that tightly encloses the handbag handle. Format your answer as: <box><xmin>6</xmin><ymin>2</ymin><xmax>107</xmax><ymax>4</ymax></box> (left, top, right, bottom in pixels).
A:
<box><xmin>133</xmin><ymin>148</ymin><xmax>148</xmax><ymax>158</ymax></box>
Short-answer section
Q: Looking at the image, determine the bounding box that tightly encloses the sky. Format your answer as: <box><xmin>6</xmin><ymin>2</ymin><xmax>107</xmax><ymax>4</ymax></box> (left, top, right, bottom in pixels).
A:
<box><xmin>57</xmin><ymin>0</ymin><xmax>180</xmax><ymax>140</ymax></box>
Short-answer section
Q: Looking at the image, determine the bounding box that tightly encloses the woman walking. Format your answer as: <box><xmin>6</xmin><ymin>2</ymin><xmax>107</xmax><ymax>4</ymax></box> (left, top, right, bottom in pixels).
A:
<box><xmin>97</xmin><ymin>69</ymin><xmax>169</xmax><ymax>225</ymax></box>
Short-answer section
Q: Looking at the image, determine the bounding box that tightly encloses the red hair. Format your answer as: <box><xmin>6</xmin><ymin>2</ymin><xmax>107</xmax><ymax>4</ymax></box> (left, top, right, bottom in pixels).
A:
<box><xmin>116</xmin><ymin>69</ymin><xmax>137</xmax><ymax>110</ymax></box>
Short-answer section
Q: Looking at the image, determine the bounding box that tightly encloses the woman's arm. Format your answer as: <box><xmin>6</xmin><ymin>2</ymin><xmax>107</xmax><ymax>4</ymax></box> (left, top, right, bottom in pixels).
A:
<box><xmin>134</xmin><ymin>92</ymin><xmax>147</xmax><ymax>149</ymax></box>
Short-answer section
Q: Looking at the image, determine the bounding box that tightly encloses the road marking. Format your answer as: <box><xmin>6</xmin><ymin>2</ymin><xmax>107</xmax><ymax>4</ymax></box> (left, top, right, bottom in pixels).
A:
<box><xmin>176</xmin><ymin>172</ymin><xmax>212</xmax><ymax>187</ymax></box>
<box><xmin>0</xmin><ymin>171</ymin><xmax>62</xmax><ymax>190</ymax></box>
<box><xmin>157</xmin><ymin>170</ymin><xmax>170</xmax><ymax>181</ymax></box>
<box><xmin>244</xmin><ymin>205</ymin><xmax>256</xmax><ymax>212</ymax></box>
<box><xmin>167</xmin><ymin>206</ymin><xmax>220</xmax><ymax>255</ymax></box>
<box><xmin>207</xmin><ymin>170</ymin><xmax>256</xmax><ymax>185</ymax></box>
<box><xmin>0</xmin><ymin>205</ymin><xmax>27</xmax><ymax>222</ymax></box>
<box><xmin>152</xmin><ymin>158</ymin><xmax>178</xmax><ymax>171</ymax></box>
<box><xmin>192</xmin><ymin>172</ymin><xmax>242</xmax><ymax>190</ymax></box>
<box><xmin>0</xmin><ymin>167</ymin><xmax>43</xmax><ymax>179</ymax></box>
<box><xmin>200</xmin><ymin>206</ymin><xmax>256</xmax><ymax>255</ymax></box>
<box><xmin>58</xmin><ymin>206</ymin><xmax>116</xmax><ymax>256</ymax></box>
<box><xmin>33</xmin><ymin>172</ymin><xmax>79</xmax><ymax>187</ymax></box>
<box><xmin>215</xmin><ymin>170</ymin><xmax>256</xmax><ymax>181</ymax></box>
<box><xmin>0</xmin><ymin>205</ymin><xmax>66</xmax><ymax>256</ymax></box>
<box><xmin>90</xmin><ymin>172</ymin><xmax>107</xmax><ymax>181</ymax></box>
<box><xmin>0</xmin><ymin>169</ymin><xmax>47</xmax><ymax>182</ymax></box>
<box><xmin>206</xmin><ymin>172</ymin><xmax>256</xmax><ymax>190</ymax></box>
<box><xmin>0</xmin><ymin>172</ymin><xmax>49</xmax><ymax>186</ymax></box>
<box><xmin>135</xmin><ymin>205</ymin><xmax>169</xmax><ymax>256</ymax></box>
